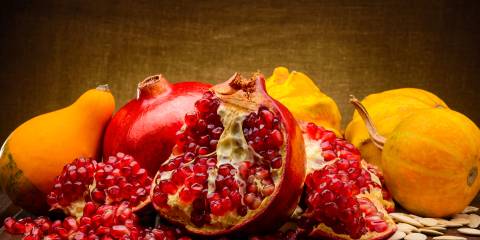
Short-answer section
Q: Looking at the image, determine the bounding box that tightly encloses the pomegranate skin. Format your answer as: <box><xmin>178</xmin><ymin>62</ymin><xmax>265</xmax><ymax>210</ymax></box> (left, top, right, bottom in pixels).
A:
<box><xmin>103</xmin><ymin>75</ymin><xmax>211</xmax><ymax>175</ymax></box>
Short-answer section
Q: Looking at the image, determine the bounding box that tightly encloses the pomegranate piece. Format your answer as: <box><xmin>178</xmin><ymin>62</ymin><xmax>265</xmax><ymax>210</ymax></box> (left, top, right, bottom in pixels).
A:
<box><xmin>3</xmin><ymin>201</ymin><xmax>194</xmax><ymax>240</ymax></box>
<box><xmin>298</xmin><ymin>123</ymin><xmax>396</xmax><ymax>240</ymax></box>
<box><xmin>46</xmin><ymin>153</ymin><xmax>152</xmax><ymax>217</ymax></box>
<box><xmin>151</xmin><ymin>73</ymin><xmax>306</xmax><ymax>236</ymax></box>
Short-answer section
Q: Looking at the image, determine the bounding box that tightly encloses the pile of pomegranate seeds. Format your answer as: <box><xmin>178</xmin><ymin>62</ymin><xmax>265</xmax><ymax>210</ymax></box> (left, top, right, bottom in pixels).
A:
<box><xmin>300</xmin><ymin>123</ymin><xmax>391</xmax><ymax>239</ymax></box>
<box><xmin>3</xmin><ymin>202</ymin><xmax>191</xmax><ymax>240</ymax></box>
<box><xmin>152</xmin><ymin>91</ymin><xmax>285</xmax><ymax>227</ymax></box>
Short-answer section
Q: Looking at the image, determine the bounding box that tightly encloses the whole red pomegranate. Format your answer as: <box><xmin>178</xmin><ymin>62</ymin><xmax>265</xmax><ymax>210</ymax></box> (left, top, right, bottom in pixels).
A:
<box><xmin>150</xmin><ymin>73</ymin><xmax>306</xmax><ymax>236</ymax></box>
<box><xmin>103</xmin><ymin>75</ymin><xmax>212</xmax><ymax>175</ymax></box>
<box><xmin>297</xmin><ymin>123</ymin><xmax>396</xmax><ymax>240</ymax></box>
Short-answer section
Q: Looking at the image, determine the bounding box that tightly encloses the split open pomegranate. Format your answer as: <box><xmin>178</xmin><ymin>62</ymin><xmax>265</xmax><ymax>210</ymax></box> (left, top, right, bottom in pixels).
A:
<box><xmin>150</xmin><ymin>72</ymin><xmax>306</xmax><ymax>236</ymax></box>
<box><xmin>295</xmin><ymin>122</ymin><xmax>396</xmax><ymax>240</ymax></box>
<box><xmin>46</xmin><ymin>153</ymin><xmax>152</xmax><ymax>217</ymax></box>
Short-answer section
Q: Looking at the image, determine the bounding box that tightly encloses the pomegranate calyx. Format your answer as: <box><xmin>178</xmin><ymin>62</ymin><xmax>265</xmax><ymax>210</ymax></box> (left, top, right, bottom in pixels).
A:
<box><xmin>349</xmin><ymin>95</ymin><xmax>386</xmax><ymax>149</ymax></box>
<box><xmin>137</xmin><ymin>74</ymin><xmax>172</xmax><ymax>99</ymax></box>
<box><xmin>212</xmin><ymin>73</ymin><xmax>266</xmax><ymax>113</ymax></box>
<box><xmin>214</xmin><ymin>72</ymin><xmax>256</xmax><ymax>95</ymax></box>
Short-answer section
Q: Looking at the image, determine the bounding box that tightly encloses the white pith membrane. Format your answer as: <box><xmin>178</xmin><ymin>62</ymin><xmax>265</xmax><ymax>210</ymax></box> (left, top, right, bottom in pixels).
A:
<box><xmin>152</xmin><ymin>86</ymin><xmax>287</xmax><ymax>232</ymax></box>
<box><xmin>302</xmin><ymin>131</ymin><xmax>396</xmax><ymax>240</ymax></box>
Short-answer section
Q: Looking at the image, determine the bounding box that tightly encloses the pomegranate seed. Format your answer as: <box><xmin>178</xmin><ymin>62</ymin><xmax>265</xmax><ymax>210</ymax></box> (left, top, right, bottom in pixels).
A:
<box><xmin>152</xmin><ymin>192</ymin><xmax>168</xmax><ymax>206</ymax></box>
<box><xmin>63</xmin><ymin>217</ymin><xmax>77</xmax><ymax>230</ymax></box>
<box><xmin>271</xmin><ymin>156</ymin><xmax>282</xmax><ymax>169</ymax></box>
<box><xmin>261</xmin><ymin>184</ymin><xmax>275</xmax><ymax>196</ymax></box>
<box><xmin>160</xmin><ymin>180</ymin><xmax>178</xmax><ymax>194</ymax></box>
<box><xmin>197</xmin><ymin>147</ymin><xmax>209</xmax><ymax>155</ymax></box>
<box><xmin>44</xmin><ymin>234</ymin><xmax>61</xmax><ymax>240</ymax></box>
<box><xmin>211</xmin><ymin>127</ymin><xmax>223</xmax><ymax>138</ymax></box>
<box><xmin>269</xmin><ymin>129</ymin><xmax>283</xmax><ymax>147</ymax></box>
<box><xmin>13</xmin><ymin>221</ymin><xmax>26</xmax><ymax>233</ymax></box>
<box><xmin>323</xmin><ymin>150</ymin><xmax>337</xmax><ymax>161</ymax></box>
<box><xmin>198</xmin><ymin>135</ymin><xmax>210</xmax><ymax>145</ymax></box>
<box><xmin>107</xmin><ymin>185</ymin><xmax>121</xmax><ymax>199</ymax></box>
<box><xmin>195</xmin><ymin>98</ymin><xmax>211</xmax><ymax>113</ymax></box>
<box><xmin>306</xmin><ymin>122</ymin><xmax>318</xmax><ymax>138</ymax></box>
<box><xmin>179</xmin><ymin>188</ymin><xmax>195</xmax><ymax>202</ymax></box>
<box><xmin>260</xmin><ymin>109</ymin><xmax>274</xmax><ymax>128</ymax></box>
<box><xmin>111</xmin><ymin>225</ymin><xmax>130</xmax><ymax>238</ymax></box>
<box><xmin>91</xmin><ymin>189</ymin><xmax>106</xmax><ymax>202</ymax></box>
<box><xmin>184</xmin><ymin>112</ymin><xmax>198</xmax><ymax>127</ymax></box>
<box><xmin>247</xmin><ymin>184</ymin><xmax>258</xmax><ymax>193</ymax></box>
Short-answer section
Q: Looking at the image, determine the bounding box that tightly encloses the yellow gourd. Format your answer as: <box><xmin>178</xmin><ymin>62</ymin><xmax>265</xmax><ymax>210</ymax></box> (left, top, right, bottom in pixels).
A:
<box><xmin>351</xmin><ymin>98</ymin><xmax>480</xmax><ymax>217</ymax></box>
<box><xmin>0</xmin><ymin>85</ymin><xmax>115</xmax><ymax>214</ymax></box>
<box><xmin>266</xmin><ymin>67</ymin><xmax>342</xmax><ymax>136</ymax></box>
<box><xmin>345</xmin><ymin>88</ymin><xmax>447</xmax><ymax>168</ymax></box>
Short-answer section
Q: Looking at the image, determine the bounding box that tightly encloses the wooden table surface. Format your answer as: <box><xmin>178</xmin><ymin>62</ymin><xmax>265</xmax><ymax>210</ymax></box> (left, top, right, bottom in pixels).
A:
<box><xmin>1</xmin><ymin>0</ymin><xmax>479</xmax><ymax>239</ymax></box>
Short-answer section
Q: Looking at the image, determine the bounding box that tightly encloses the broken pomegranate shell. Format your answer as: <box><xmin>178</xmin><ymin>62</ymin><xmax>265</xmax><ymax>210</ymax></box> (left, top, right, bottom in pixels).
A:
<box><xmin>46</xmin><ymin>153</ymin><xmax>152</xmax><ymax>217</ymax></box>
<box><xmin>150</xmin><ymin>72</ymin><xmax>306</xmax><ymax>236</ymax></box>
<box><xmin>298</xmin><ymin>122</ymin><xmax>396</xmax><ymax>240</ymax></box>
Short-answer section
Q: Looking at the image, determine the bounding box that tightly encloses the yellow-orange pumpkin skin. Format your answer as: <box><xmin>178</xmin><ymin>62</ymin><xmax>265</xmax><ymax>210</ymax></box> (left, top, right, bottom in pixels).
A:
<box><xmin>345</xmin><ymin>88</ymin><xmax>447</xmax><ymax>169</ymax></box>
<box><xmin>382</xmin><ymin>108</ymin><xmax>480</xmax><ymax>217</ymax></box>
<box><xmin>266</xmin><ymin>67</ymin><xmax>342</xmax><ymax>136</ymax></box>
<box><xmin>0</xmin><ymin>86</ymin><xmax>115</xmax><ymax>214</ymax></box>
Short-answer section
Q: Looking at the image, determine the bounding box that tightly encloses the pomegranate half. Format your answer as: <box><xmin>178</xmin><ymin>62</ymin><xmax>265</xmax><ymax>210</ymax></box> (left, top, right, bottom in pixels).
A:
<box><xmin>150</xmin><ymin>73</ymin><xmax>306</xmax><ymax>236</ymax></box>
<box><xmin>103</xmin><ymin>75</ymin><xmax>212</xmax><ymax>176</ymax></box>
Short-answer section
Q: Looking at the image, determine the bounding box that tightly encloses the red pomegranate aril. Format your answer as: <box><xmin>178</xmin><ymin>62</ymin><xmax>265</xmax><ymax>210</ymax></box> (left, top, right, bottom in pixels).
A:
<box><xmin>152</xmin><ymin>192</ymin><xmax>168</xmax><ymax>207</ymax></box>
<box><xmin>184</xmin><ymin>112</ymin><xmax>198</xmax><ymax>127</ymax></box>
<box><xmin>63</xmin><ymin>217</ymin><xmax>77</xmax><ymax>231</ymax></box>
<box><xmin>261</xmin><ymin>185</ymin><xmax>275</xmax><ymax>196</ymax></box>
<box><xmin>111</xmin><ymin>225</ymin><xmax>130</xmax><ymax>238</ymax></box>
<box><xmin>160</xmin><ymin>180</ymin><xmax>178</xmax><ymax>194</ymax></box>
<box><xmin>270</xmin><ymin>157</ymin><xmax>282</xmax><ymax>169</ymax></box>
<box><xmin>197</xmin><ymin>147</ymin><xmax>209</xmax><ymax>155</ymax></box>
<box><xmin>179</xmin><ymin>188</ymin><xmax>195</xmax><ymax>202</ymax></box>
<box><xmin>269</xmin><ymin>130</ymin><xmax>283</xmax><ymax>147</ymax></box>
<box><xmin>91</xmin><ymin>189</ymin><xmax>106</xmax><ymax>202</ymax></box>
<box><xmin>3</xmin><ymin>217</ymin><xmax>15</xmax><ymax>231</ymax></box>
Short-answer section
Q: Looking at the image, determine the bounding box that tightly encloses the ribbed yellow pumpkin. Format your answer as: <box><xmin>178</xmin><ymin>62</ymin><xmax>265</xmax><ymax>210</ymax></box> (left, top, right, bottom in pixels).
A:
<box><xmin>266</xmin><ymin>67</ymin><xmax>342</xmax><ymax>136</ymax></box>
<box><xmin>345</xmin><ymin>88</ymin><xmax>447</xmax><ymax>168</ymax></box>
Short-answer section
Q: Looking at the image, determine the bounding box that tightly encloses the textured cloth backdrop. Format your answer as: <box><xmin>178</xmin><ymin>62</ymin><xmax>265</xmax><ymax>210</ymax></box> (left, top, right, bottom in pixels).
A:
<box><xmin>0</xmin><ymin>0</ymin><xmax>479</xmax><ymax>219</ymax></box>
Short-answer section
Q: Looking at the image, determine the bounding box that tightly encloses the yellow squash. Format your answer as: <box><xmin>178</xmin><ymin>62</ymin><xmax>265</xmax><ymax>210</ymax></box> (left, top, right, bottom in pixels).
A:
<box><xmin>345</xmin><ymin>88</ymin><xmax>447</xmax><ymax>168</ymax></box>
<box><xmin>351</xmin><ymin>98</ymin><xmax>480</xmax><ymax>217</ymax></box>
<box><xmin>266</xmin><ymin>67</ymin><xmax>342</xmax><ymax>135</ymax></box>
<box><xmin>0</xmin><ymin>85</ymin><xmax>114</xmax><ymax>214</ymax></box>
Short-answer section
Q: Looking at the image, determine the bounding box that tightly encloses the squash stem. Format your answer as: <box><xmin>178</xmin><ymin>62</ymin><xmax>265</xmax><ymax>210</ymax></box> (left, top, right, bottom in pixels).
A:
<box><xmin>349</xmin><ymin>95</ymin><xmax>386</xmax><ymax>149</ymax></box>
